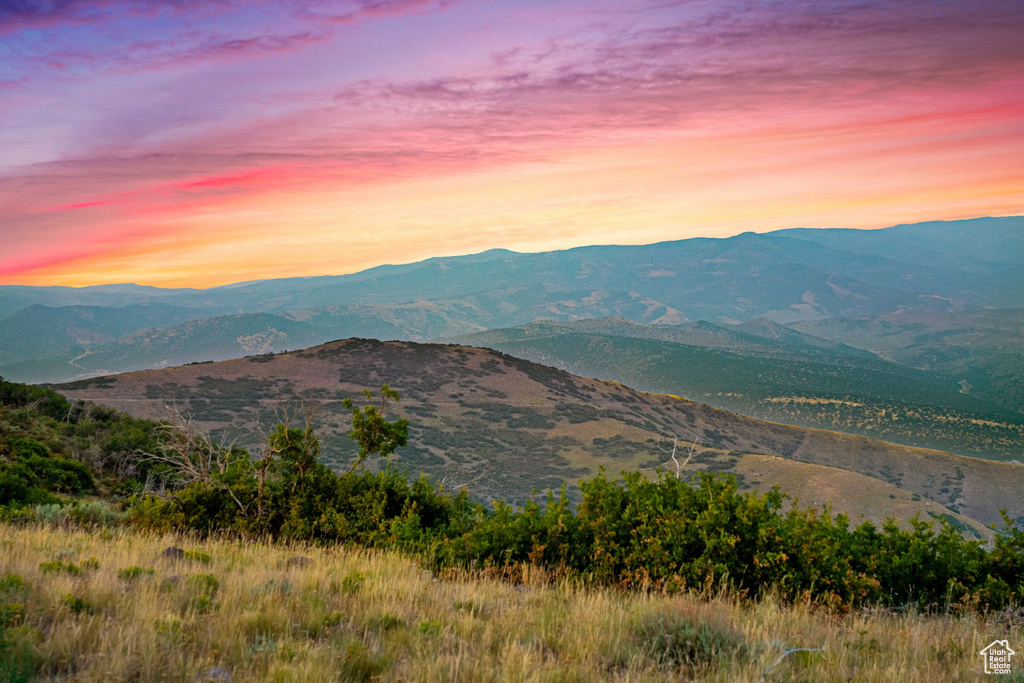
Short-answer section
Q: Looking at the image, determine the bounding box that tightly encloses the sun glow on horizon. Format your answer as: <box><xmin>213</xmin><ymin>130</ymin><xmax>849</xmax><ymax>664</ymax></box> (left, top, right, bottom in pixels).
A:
<box><xmin>1</xmin><ymin>0</ymin><xmax>1022</xmax><ymax>288</ymax></box>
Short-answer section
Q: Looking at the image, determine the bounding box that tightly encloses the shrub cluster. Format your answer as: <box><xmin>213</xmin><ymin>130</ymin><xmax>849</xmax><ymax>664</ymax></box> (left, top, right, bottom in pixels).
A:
<box><xmin>127</xmin><ymin>429</ymin><xmax>1024</xmax><ymax>611</ymax></box>
<box><xmin>0</xmin><ymin>436</ymin><xmax>93</xmax><ymax>506</ymax></box>
<box><xmin>0</xmin><ymin>378</ymin><xmax>166</xmax><ymax>506</ymax></box>
<box><xmin>436</xmin><ymin>471</ymin><xmax>1024</xmax><ymax>611</ymax></box>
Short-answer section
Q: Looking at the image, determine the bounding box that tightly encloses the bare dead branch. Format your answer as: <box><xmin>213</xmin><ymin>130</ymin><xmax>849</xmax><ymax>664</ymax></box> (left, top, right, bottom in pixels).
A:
<box><xmin>654</xmin><ymin>436</ymin><xmax>699</xmax><ymax>478</ymax></box>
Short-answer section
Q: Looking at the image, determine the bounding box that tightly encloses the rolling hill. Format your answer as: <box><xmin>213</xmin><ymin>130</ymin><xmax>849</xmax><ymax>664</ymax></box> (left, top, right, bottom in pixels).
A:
<box><xmin>449</xmin><ymin>319</ymin><xmax>1024</xmax><ymax>460</ymax></box>
<box><xmin>791</xmin><ymin>308</ymin><xmax>1024</xmax><ymax>413</ymax></box>
<box><xmin>0</xmin><ymin>303</ymin><xmax>204</xmax><ymax>368</ymax></box>
<box><xmin>54</xmin><ymin>338</ymin><xmax>1024</xmax><ymax>532</ymax></box>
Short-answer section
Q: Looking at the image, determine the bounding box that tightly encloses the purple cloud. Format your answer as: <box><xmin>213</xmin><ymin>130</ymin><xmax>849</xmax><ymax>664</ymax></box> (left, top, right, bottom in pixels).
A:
<box><xmin>0</xmin><ymin>0</ymin><xmax>228</xmax><ymax>32</ymax></box>
<box><xmin>298</xmin><ymin>0</ymin><xmax>460</xmax><ymax>25</ymax></box>
<box><xmin>2</xmin><ymin>0</ymin><xmax>1022</xmax><ymax>276</ymax></box>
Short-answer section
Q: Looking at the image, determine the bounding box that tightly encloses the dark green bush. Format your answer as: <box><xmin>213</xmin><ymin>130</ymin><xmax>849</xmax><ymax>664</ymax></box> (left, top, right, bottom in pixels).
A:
<box><xmin>183</xmin><ymin>550</ymin><xmax>211</xmax><ymax>565</ymax></box>
<box><xmin>60</xmin><ymin>595</ymin><xmax>92</xmax><ymax>615</ymax></box>
<box><xmin>633</xmin><ymin>612</ymin><xmax>746</xmax><ymax>672</ymax></box>
<box><xmin>18</xmin><ymin>456</ymin><xmax>93</xmax><ymax>495</ymax></box>
<box><xmin>117</xmin><ymin>566</ymin><xmax>155</xmax><ymax>582</ymax></box>
<box><xmin>39</xmin><ymin>561</ymin><xmax>80</xmax><ymax>576</ymax></box>
<box><xmin>0</xmin><ymin>380</ymin><xmax>70</xmax><ymax>420</ymax></box>
<box><xmin>124</xmin><ymin>452</ymin><xmax>1024</xmax><ymax>611</ymax></box>
<box><xmin>366</xmin><ymin>613</ymin><xmax>404</xmax><ymax>632</ymax></box>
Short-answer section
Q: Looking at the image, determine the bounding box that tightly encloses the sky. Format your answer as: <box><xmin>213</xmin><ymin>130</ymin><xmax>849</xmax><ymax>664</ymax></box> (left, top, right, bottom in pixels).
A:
<box><xmin>1</xmin><ymin>0</ymin><xmax>1022</xmax><ymax>288</ymax></box>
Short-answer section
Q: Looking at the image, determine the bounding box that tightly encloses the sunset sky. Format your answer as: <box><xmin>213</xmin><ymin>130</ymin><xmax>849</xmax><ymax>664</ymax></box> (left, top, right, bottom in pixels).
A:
<box><xmin>1</xmin><ymin>0</ymin><xmax>1022</xmax><ymax>288</ymax></box>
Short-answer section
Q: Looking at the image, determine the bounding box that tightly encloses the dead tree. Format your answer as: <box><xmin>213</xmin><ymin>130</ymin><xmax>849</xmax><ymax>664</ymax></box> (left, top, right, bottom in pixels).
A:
<box><xmin>137</xmin><ymin>405</ymin><xmax>249</xmax><ymax>515</ymax></box>
<box><xmin>660</xmin><ymin>436</ymin><xmax>699</xmax><ymax>478</ymax></box>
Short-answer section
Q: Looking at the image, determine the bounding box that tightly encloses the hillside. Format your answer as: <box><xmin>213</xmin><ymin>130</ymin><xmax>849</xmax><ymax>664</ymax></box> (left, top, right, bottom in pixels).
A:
<box><xmin>3</xmin><ymin>217</ymin><xmax>1022</xmax><ymax>385</ymax></box>
<box><xmin>792</xmin><ymin>308</ymin><xmax>1024</xmax><ymax>413</ymax></box>
<box><xmin>0</xmin><ymin>303</ymin><xmax>203</xmax><ymax>369</ymax></box>
<box><xmin>54</xmin><ymin>338</ymin><xmax>1024</xmax><ymax>530</ymax></box>
<box><xmin>450</xmin><ymin>319</ymin><xmax>1024</xmax><ymax>460</ymax></box>
<box><xmin>2</xmin><ymin>523</ymin><xmax>1005</xmax><ymax>682</ymax></box>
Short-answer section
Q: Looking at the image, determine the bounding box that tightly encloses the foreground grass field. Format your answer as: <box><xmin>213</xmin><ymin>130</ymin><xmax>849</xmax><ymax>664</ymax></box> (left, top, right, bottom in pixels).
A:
<box><xmin>1</xmin><ymin>523</ymin><xmax>1018</xmax><ymax>682</ymax></box>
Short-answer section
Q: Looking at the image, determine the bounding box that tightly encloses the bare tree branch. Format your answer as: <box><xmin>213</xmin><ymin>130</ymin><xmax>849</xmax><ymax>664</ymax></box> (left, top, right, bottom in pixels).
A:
<box><xmin>759</xmin><ymin>642</ymin><xmax>827</xmax><ymax>681</ymax></box>
<box><xmin>135</xmin><ymin>404</ymin><xmax>249</xmax><ymax>515</ymax></box>
<box><xmin>648</xmin><ymin>435</ymin><xmax>699</xmax><ymax>478</ymax></box>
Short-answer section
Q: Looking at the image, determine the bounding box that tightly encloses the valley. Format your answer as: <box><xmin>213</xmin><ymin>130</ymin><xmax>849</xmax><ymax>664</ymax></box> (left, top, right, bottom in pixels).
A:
<box><xmin>449</xmin><ymin>317</ymin><xmax>1024</xmax><ymax>460</ymax></box>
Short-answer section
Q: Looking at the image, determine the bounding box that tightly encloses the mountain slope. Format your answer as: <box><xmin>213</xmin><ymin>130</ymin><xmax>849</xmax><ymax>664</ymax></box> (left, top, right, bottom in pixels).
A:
<box><xmin>791</xmin><ymin>309</ymin><xmax>1024</xmax><ymax>413</ymax></box>
<box><xmin>450</xmin><ymin>320</ymin><xmax>1024</xmax><ymax>459</ymax></box>
<box><xmin>0</xmin><ymin>303</ymin><xmax>203</xmax><ymax>367</ymax></box>
<box><xmin>54</xmin><ymin>338</ymin><xmax>1024</xmax><ymax>529</ymax></box>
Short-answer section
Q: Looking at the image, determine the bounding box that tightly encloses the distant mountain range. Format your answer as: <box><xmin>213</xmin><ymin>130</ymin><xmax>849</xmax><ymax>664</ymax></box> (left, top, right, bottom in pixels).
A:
<box><xmin>2</xmin><ymin>215</ymin><xmax>1021</xmax><ymax>322</ymax></box>
<box><xmin>54</xmin><ymin>338</ymin><xmax>1024</xmax><ymax>533</ymax></box>
<box><xmin>3</xmin><ymin>216</ymin><xmax>1022</xmax><ymax>459</ymax></box>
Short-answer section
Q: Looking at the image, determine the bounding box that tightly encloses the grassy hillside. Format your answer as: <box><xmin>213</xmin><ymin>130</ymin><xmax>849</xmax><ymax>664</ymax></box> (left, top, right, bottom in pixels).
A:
<box><xmin>451</xmin><ymin>321</ymin><xmax>1024</xmax><ymax>460</ymax></box>
<box><xmin>2</xmin><ymin>523</ymin><xmax>1013</xmax><ymax>682</ymax></box>
<box><xmin>53</xmin><ymin>338</ymin><xmax>1024</xmax><ymax>528</ymax></box>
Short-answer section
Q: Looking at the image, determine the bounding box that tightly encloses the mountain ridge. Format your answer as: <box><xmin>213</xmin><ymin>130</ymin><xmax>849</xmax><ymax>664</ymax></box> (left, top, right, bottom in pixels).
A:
<box><xmin>3</xmin><ymin>217</ymin><xmax>1021</xmax><ymax>479</ymax></box>
<box><xmin>52</xmin><ymin>337</ymin><xmax>1024</xmax><ymax>531</ymax></box>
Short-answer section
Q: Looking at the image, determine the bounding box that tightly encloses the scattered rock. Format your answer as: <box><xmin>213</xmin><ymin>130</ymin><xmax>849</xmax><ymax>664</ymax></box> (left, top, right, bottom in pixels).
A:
<box><xmin>1002</xmin><ymin>606</ymin><xmax>1024</xmax><ymax>628</ymax></box>
<box><xmin>161</xmin><ymin>547</ymin><xmax>185</xmax><ymax>561</ymax></box>
<box><xmin>195</xmin><ymin>666</ymin><xmax>232</xmax><ymax>682</ymax></box>
<box><xmin>286</xmin><ymin>556</ymin><xmax>314</xmax><ymax>569</ymax></box>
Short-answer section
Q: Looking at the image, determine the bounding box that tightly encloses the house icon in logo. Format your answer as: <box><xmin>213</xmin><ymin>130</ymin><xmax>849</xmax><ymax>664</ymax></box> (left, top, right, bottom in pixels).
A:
<box><xmin>980</xmin><ymin>640</ymin><xmax>1015</xmax><ymax>675</ymax></box>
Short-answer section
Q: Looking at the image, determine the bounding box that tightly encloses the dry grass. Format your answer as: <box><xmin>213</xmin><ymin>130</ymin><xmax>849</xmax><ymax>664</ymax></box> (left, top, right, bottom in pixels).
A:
<box><xmin>0</xmin><ymin>522</ymin><xmax>1018</xmax><ymax>682</ymax></box>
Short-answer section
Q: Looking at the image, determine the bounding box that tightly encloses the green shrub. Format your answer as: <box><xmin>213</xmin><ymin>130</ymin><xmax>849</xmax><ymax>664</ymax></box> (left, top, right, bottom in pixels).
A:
<box><xmin>31</xmin><ymin>504</ymin><xmax>66</xmax><ymax>526</ymax></box>
<box><xmin>0</xmin><ymin>379</ymin><xmax>71</xmax><ymax>419</ymax></box>
<box><xmin>0</xmin><ymin>631</ymin><xmax>37</xmax><ymax>683</ymax></box>
<box><xmin>633</xmin><ymin>612</ymin><xmax>746</xmax><ymax>672</ymax></box>
<box><xmin>60</xmin><ymin>595</ymin><xmax>92</xmax><ymax>615</ymax></box>
<box><xmin>183</xmin><ymin>550</ymin><xmax>211</xmax><ymax>565</ymax></box>
<box><xmin>117</xmin><ymin>566</ymin><xmax>155</xmax><ymax>582</ymax></box>
<box><xmin>39</xmin><ymin>560</ymin><xmax>80</xmax><ymax>576</ymax></box>
<box><xmin>0</xmin><ymin>471</ymin><xmax>55</xmax><ymax>507</ymax></box>
<box><xmin>0</xmin><ymin>574</ymin><xmax>25</xmax><ymax>596</ymax></box>
<box><xmin>20</xmin><ymin>456</ymin><xmax>93</xmax><ymax>495</ymax></box>
<box><xmin>69</xmin><ymin>501</ymin><xmax>122</xmax><ymax>528</ymax></box>
<box><xmin>417</xmin><ymin>620</ymin><xmax>441</xmax><ymax>635</ymax></box>
<box><xmin>0</xmin><ymin>603</ymin><xmax>25</xmax><ymax>628</ymax></box>
<box><xmin>322</xmin><ymin>611</ymin><xmax>346</xmax><ymax>628</ymax></box>
<box><xmin>186</xmin><ymin>594</ymin><xmax>218</xmax><ymax>614</ymax></box>
<box><xmin>341</xmin><ymin>571</ymin><xmax>365</xmax><ymax>595</ymax></box>
<box><xmin>366</xmin><ymin>613</ymin><xmax>404</xmax><ymax>632</ymax></box>
<box><xmin>188</xmin><ymin>574</ymin><xmax>220</xmax><ymax>596</ymax></box>
<box><xmin>337</xmin><ymin>640</ymin><xmax>389</xmax><ymax>681</ymax></box>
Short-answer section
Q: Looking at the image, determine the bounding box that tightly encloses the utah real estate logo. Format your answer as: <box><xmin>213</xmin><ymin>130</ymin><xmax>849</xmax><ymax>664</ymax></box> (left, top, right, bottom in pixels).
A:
<box><xmin>980</xmin><ymin>640</ymin><xmax>1015</xmax><ymax>675</ymax></box>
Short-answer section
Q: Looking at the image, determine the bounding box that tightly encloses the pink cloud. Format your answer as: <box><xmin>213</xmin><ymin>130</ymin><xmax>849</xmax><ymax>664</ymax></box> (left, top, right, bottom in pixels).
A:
<box><xmin>2</xmin><ymin>0</ymin><xmax>1022</xmax><ymax>286</ymax></box>
<box><xmin>42</xmin><ymin>199</ymin><xmax>113</xmax><ymax>212</ymax></box>
<box><xmin>299</xmin><ymin>0</ymin><xmax>461</xmax><ymax>25</ymax></box>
